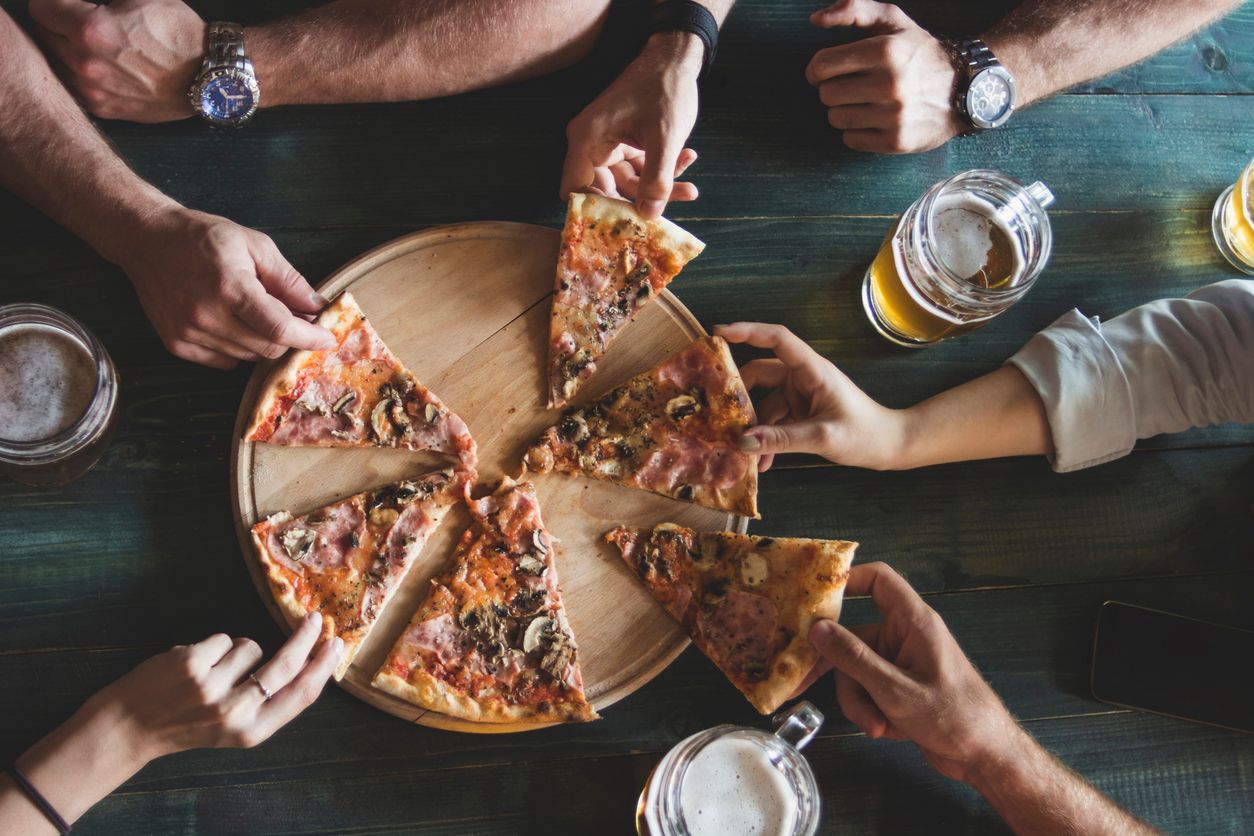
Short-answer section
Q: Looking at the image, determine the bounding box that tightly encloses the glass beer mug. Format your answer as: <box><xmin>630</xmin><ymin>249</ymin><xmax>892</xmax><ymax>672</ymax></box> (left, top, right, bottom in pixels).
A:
<box><xmin>1212</xmin><ymin>156</ymin><xmax>1254</xmax><ymax>274</ymax></box>
<box><xmin>0</xmin><ymin>304</ymin><xmax>119</xmax><ymax>486</ymax></box>
<box><xmin>636</xmin><ymin>702</ymin><xmax>824</xmax><ymax>836</ymax></box>
<box><xmin>862</xmin><ymin>169</ymin><xmax>1055</xmax><ymax>347</ymax></box>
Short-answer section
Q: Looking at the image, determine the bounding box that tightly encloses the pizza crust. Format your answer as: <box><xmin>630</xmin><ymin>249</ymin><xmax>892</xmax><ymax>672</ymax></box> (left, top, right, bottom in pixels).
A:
<box><xmin>568</xmin><ymin>192</ymin><xmax>705</xmax><ymax>262</ymax></box>
<box><xmin>372</xmin><ymin>668</ymin><xmax>599</xmax><ymax>724</ymax></box>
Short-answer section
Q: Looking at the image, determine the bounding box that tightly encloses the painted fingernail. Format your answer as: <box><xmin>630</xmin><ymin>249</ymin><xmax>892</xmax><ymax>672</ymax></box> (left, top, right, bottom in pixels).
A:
<box><xmin>740</xmin><ymin>434</ymin><xmax>761</xmax><ymax>452</ymax></box>
<box><xmin>713</xmin><ymin>324</ymin><xmax>729</xmax><ymax>331</ymax></box>
<box><xmin>312</xmin><ymin>292</ymin><xmax>330</xmax><ymax>308</ymax></box>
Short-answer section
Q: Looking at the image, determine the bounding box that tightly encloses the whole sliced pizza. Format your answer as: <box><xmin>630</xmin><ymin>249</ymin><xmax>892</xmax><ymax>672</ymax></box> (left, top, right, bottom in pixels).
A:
<box><xmin>245</xmin><ymin>292</ymin><xmax>477</xmax><ymax>470</ymax></box>
<box><xmin>251</xmin><ymin>469</ymin><xmax>465</xmax><ymax>680</ymax></box>
<box><xmin>605</xmin><ymin>523</ymin><xmax>856</xmax><ymax>714</ymax></box>
<box><xmin>526</xmin><ymin>335</ymin><xmax>759</xmax><ymax>518</ymax></box>
<box><xmin>547</xmin><ymin>193</ymin><xmax>705</xmax><ymax>408</ymax></box>
<box><xmin>373</xmin><ymin>478</ymin><xmax>597</xmax><ymax>723</ymax></box>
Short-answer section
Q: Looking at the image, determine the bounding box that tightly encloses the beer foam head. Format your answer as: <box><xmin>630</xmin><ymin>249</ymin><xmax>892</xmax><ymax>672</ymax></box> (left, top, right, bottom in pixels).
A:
<box><xmin>679</xmin><ymin>736</ymin><xmax>799</xmax><ymax>836</ymax></box>
<box><xmin>0</xmin><ymin>324</ymin><xmax>98</xmax><ymax>443</ymax></box>
<box><xmin>931</xmin><ymin>193</ymin><xmax>1024</xmax><ymax>289</ymax></box>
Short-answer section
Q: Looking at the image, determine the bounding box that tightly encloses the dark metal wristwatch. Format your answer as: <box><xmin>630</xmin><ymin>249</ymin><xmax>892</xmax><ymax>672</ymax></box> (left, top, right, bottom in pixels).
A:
<box><xmin>949</xmin><ymin>38</ymin><xmax>1017</xmax><ymax>132</ymax></box>
<box><xmin>188</xmin><ymin>22</ymin><xmax>261</xmax><ymax>127</ymax></box>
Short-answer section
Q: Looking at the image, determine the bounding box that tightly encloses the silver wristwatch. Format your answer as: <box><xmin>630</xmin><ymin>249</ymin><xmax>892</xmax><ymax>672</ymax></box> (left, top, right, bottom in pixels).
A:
<box><xmin>950</xmin><ymin>38</ymin><xmax>1016</xmax><ymax>132</ymax></box>
<box><xmin>188</xmin><ymin>22</ymin><xmax>260</xmax><ymax>127</ymax></box>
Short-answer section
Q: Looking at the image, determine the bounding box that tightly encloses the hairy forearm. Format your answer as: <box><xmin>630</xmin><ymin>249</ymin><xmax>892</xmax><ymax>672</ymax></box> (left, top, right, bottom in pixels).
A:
<box><xmin>0</xmin><ymin>696</ymin><xmax>149</xmax><ymax>831</ymax></box>
<box><xmin>895</xmin><ymin>365</ymin><xmax>1052</xmax><ymax>469</ymax></box>
<box><xmin>983</xmin><ymin>0</ymin><xmax>1241</xmax><ymax>105</ymax></box>
<box><xmin>971</xmin><ymin>726</ymin><xmax>1156</xmax><ymax>835</ymax></box>
<box><xmin>0</xmin><ymin>13</ymin><xmax>174</xmax><ymax>263</ymax></box>
<box><xmin>248</xmin><ymin>0</ymin><xmax>615</xmax><ymax>107</ymax></box>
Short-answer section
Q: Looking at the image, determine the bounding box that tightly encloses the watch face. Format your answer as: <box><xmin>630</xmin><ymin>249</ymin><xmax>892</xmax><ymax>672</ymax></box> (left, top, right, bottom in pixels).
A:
<box><xmin>199</xmin><ymin>74</ymin><xmax>257</xmax><ymax>123</ymax></box>
<box><xmin>966</xmin><ymin>67</ymin><xmax>1016</xmax><ymax>129</ymax></box>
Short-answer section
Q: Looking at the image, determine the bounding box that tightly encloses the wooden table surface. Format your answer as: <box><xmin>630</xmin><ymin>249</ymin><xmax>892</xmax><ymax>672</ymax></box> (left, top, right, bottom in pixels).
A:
<box><xmin>2</xmin><ymin>1</ymin><xmax>1252</xmax><ymax>833</ymax></box>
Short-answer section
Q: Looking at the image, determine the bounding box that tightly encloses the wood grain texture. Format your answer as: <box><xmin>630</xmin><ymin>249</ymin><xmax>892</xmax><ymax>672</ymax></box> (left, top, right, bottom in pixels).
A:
<box><xmin>0</xmin><ymin>0</ymin><xmax>1251</xmax><ymax>831</ymax></box>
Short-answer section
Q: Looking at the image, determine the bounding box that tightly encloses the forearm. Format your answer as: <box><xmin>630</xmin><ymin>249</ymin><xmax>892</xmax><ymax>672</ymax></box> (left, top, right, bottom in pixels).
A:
<box><xmin>895</xmin><ymin>365</ymin><xmax>1052</xmax><ymax>469</ymax></box>
<box><xmin>971</xmin><ymin>726</ymin><xmax>1155</xmax><ymax>835</ymax></box>
<box><xmin>0</xmin><ymin>695</ymin><xmax>150</xmax><ymax>830</ymax></box>
<box><xmin>982</xmin><ymin>0</ymin><xmax>1241</xmax><ymax>106</ymax></box>
<box><xmin>248</xmin><ymin>0</ymin><xmax>615</xmax><ymax>107</ymax></box>
<box><xmin>0</xmin><ymin>13</ymin><xmax>175</xmax><ymax>263</ymax></box>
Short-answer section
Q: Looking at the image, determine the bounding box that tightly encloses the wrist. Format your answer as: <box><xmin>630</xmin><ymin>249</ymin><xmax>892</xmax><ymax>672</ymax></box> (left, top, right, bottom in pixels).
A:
<box><xmin>82</xmin><ymin>185</ymin><xmax>181</xmax><ymax>268</ymax></box>
<box><xmin>964</xmin><ymin>721</ymin><xmax>1038</xmax><ymax>797</ymax></box>
<box><xmin>243</xmin><ymin>25</ymin><xmax>287</xmax><ymax>108</ymax></box>
<box><xmin>891</xmin><ymin>405</ymin><xmax>928</xmax><ymax>470</ymax></box>
<box><xmin>641</xmin><ymin>30</ymin><xmax>705</xmax><ymax>79</ymax></box>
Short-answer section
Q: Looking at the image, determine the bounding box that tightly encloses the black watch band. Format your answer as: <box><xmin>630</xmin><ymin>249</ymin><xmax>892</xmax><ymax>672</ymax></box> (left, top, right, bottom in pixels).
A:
<box><xmin>647</xmin><ymin>0</ymin><xmax>719</xmax><ymax>80</ymax></box>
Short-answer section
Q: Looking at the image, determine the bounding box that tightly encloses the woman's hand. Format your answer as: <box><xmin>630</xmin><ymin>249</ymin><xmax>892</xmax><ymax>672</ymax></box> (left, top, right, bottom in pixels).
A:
<box><xmin>716</xmin><ymin>322</ymin><xmax>908</xmax><ymax>472</ymax></box>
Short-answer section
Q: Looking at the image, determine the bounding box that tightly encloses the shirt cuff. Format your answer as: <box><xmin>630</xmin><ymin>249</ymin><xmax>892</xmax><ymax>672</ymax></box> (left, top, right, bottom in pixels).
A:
<box><xmin>1006</xmin><ymin>310</ymin><xmax>1137</xmax><ymax>473</ymax></box>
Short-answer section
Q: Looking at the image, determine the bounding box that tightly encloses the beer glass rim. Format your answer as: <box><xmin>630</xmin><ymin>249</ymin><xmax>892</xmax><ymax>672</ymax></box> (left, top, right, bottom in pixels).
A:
<box><xmin>0</xmin><ymin>303</ymin><xmax>117</xmax><ymax>464</ymax></box>
<box><xmin>918</xmin><ymin>169</ymin><xmax>1053</xmax><ymax>304</ymax></box>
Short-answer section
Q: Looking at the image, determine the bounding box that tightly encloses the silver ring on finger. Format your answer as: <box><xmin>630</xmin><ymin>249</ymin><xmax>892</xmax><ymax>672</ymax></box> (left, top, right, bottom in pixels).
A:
<box><xmin>249</xmin><ymin>673</ymin><xmax>274</xmax><ymax>701</ymax></box>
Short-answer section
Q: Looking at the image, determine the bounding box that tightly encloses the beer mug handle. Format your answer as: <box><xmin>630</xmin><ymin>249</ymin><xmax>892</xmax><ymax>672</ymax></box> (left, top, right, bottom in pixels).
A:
<box><xmin>771</xmin><ymin>701</ymin><xmax>824</xmax><ymax>752</ymax></box>
<box><xmin>1026</xmin><ymin>181</ymin><xmax>1055</xmax><ymax>209</ymax></box>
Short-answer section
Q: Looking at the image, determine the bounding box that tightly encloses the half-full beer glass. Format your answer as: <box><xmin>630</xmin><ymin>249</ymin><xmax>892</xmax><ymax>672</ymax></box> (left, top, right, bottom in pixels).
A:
<box><xmin>862</xmin><ymin>170</ymin><xmax>1055</xmax><ymax>347</ymax></box>
<box><xmin>1212</xmin><ymin>157</ymin><xmax>1254</xmax><ymax>274</ymax></box>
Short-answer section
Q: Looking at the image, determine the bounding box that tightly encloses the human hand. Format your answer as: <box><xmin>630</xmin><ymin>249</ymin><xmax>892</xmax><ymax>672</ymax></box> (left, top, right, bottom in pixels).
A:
<box><xmin>561</xmin><ymin>31</ymin><xmax>703</xmax><ymax>219</ymax></box>
<box><xmin>89</xmin><ymin>612</ymin><xmax>341</xmax><ymax>763</ymax></box>
<box><xmin>716</xmin><ymin>322</ymin><xmax>906</xmax><ymax>472</ymax></box>
<box><xmin>806</xmin><ymin>0</ymin><xmax>964</xmax><ymax>154</ymax></box>
<box><xmin>29</xmin><ymin>0</ymin><xmax>204</xmax><ymax>123</ymax></box>
<box><xmin>793</xmin><ymin>562</ymin><xmax>1023</xmax><ymax>784</ymax></box>
<box><xmin>116</xmin><ymin>207</ymin><xmax>335</xmax><ymax>369</ymax></box>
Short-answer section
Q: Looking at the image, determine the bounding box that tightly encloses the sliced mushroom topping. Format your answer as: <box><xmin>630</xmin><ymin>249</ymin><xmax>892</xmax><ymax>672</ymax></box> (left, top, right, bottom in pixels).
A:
<box><xmin>525</xmin><ymin>444</ymin><xmax>555</xmax><ymax>473</ymax></box>
<box><xmin>517</xmin><ymin>555</ymin><xmax>546</xmax><ymax>575</ymax></box>
<box><xmin>531</xmin><ymin>529</ymin><xmax>549</xmax><ymax>555</ymax></box>
<box><xmin>369</xmin><ymin>507</ymin><xmax>400</xmax><ymax>527</ymax></box>
<box><xmin>512</xmin><ymin>588</ymin><xmax>548</xmax><ymax>617</ymax></box>
<box><xmin>540</xmin><ymin>633</ymin><xmax>575</xmax><ymax>682</ymax></box>
<box><xmin>332</xmin><ymin>391</ymin><xmax>357</xmax><ymax>414</ymax></box>
<box><xmin>523</xmin><ymin>616</ymin><xmax>556</xmax><ymax>654</ymax></box>
<box><xmin>675</xmin><ymin>483</ymin><xmax>695</xmax><ymax>501</ymax></box>
<box><xmin>666</xmin><ymin>394</ymin><xmax>700</xmax><ymax>421</ymax></box>
<box><xmin>424</xmin><ymin>402</ymin><xmax>440</xmax><ymax>424</ymax></box>
<box><xmin>388</xmin><ymin>399</ymin><xmax>411</xmax><ymax>433</ymax></box>
<box><xmin>330</xmin><ymin>429</ymin><xmax>352</xmax><ymax>441</ymax></box>
<box><xmin>740</xmin><ymin>552</ymin><xmax>769</xmax><ymax>588</ymax></box>
<box><xmin>370</xmin><ymin>399</ymin><xmax>393</xmax><ymax>441</ymax></box>
<box><xmin>281</xmin><ymin>527</ymin><xmax>316</xmax><ymax>561</ymax></box>
<box><xmin>296</xmin><ymin>391</ymin><xmax>331</xmax><ymax>416</ymax></box>
<box><xmin>558</xmin><ymin>412</ymin><xmax>590</xmax><ymax>444</ymax></box>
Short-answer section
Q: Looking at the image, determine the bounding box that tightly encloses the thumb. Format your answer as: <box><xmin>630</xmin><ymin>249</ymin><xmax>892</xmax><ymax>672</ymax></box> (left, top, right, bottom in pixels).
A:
<box><xmin>637</xmin><ymin>132</ymin><xmax>683</xmax><ymax>219</ymax></box>
<box><xmin>739</xmin><ymin>420</ymin><xmax>833</xmax><ymax>457</ymax></box>
<box><xmin>251</xmin><ymin>235</ymin><xmax>327</xmax><ymax>316</ymax></box>
<box><xmin>810</xmin><ymin>619</ymin><xmax>907</xmax><ymax>699</ymax></box>
<box><xmin>811</xmin><ymin>0</ymin><xmax>906</xmax><ymax>32</ymax></box>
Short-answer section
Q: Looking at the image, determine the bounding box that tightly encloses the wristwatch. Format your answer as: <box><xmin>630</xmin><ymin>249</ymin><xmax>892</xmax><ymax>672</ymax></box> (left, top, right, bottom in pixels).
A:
<box><xmin>949</xmin><ymin>38</ymin><xmax>1016</xmax><ymax>132</ymax></box>
<box><xmin>188</xmin><ymin>22</ymin><xmax>260</xmax><ymax>127</ymax></box>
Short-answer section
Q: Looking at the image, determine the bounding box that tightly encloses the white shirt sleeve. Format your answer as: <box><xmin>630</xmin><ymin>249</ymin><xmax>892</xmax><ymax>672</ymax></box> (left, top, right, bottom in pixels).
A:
<box><xmin>1006</xmin><ymin>279</ymin><xmax>1254</xmax><ymax>472</ymax></box>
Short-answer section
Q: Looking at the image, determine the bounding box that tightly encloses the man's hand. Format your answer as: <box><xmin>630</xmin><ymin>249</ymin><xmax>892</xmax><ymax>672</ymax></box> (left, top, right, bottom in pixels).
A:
<box><xmin>806</xmin><ymin>0</ymin><xmax>963</xmax><ymax>154</ymax></box>
<box><xmin>29</xmin><ymin>0</ymin><xmax>203</xmax><ymax>122</ymax></box>
<box><xmin>795</xmin><ymin>562</ymin><xmax>1024</xmax><ymax>784</ymax></box>
<box><xmin>561</xmin><ymin>31</ymin><xmax>703</xmax><ymax>219</ymax></box>
<box><xmin>716</xmin><ymin>322</ymin><xmax>907</xmax><ymax>472</ymax></box>
<box><xmin>118</xmin><ymin>208</ymin><xmax>335</xmax><ymax>369</ymax></box>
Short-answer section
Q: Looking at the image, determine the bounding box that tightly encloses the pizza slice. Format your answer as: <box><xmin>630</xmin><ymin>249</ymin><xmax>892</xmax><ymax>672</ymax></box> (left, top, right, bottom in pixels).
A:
<box><xmin>606</xmin><ymin>523</ymin><xmax>856</xmax><ymax>714</ymax></box>
<box><xmin>251</xmin><ymin>468</ymin><xmax>465</xmax><ymax>680</ymax></box>
<box><xmin>547</xmin><ymin>193</ymin><xmax>705</xmax><ymax>408</ymax></box>
<box><xmin>373</xmin><ymin>478</ymin><xmax>597</xmax><ymax>723</ymax></box>
<box><xmin>526</xmin><ymin>335</ymin><xmax>759</xmax><ymax>518</ymax></box>
<box><xmin>244</xmin><ymin>292</ymin><xmax>477</xmax><ymax>470</ymax></box>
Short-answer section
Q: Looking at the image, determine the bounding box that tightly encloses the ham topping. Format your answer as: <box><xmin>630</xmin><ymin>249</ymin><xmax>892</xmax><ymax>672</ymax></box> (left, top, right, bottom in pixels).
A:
<box><xmin>697</xmin><ymin>588</ymin><xmax>778</xmax><ymax>682</ymax></box>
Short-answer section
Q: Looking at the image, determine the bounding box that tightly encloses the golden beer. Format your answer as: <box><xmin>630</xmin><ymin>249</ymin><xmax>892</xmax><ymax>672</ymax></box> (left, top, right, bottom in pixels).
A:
<box><xmin>861</xmin><ymin>171</ymin><xmax>1055</xmax><ymax>348</ymax></box>
<box><xmin>1212</xmin><ymin>157</ymin><xmax>1254</xmax><ymax>274</ymax></box>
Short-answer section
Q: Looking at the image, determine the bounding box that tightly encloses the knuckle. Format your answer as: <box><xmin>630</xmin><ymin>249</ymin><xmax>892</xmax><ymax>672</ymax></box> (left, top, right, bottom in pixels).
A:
<box><xmin>78</xmin><ymin>58</ymin><xmax>107</xmax><ymax>83</ymax></box>
<box><xmin>74</xmin><ymin>17</ymin><xmax>108</xmax><ymax>50</ymax></box>
<box><xmin>263</xmin><ymin>318</ymin><xmax>292</xmax><ymax>345</ymax></box>
<box><xmin>262</xmin><ymin>342</ymin><xmax>286</xmax><ymax>360</ymax></box>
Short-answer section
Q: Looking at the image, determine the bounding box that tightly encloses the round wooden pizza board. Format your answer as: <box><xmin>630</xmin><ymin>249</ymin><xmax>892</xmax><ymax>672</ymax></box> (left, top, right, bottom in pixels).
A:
<box><xmin>231</xmin><ymin>222</ymin><xmax>747</xmax><ymax>733</ymax></box>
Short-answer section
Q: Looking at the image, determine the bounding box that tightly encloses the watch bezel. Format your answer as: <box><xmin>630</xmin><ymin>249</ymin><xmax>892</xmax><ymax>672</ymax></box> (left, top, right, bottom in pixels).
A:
<box><xmin>964</xmin><ymin>65</ymin><xmax>1017</xmax><ymax>131</ymax></box>
<box><xmin>190</xmin><ymin>66</ymin><xmax>261</xmax><ymax>128</ymax></box>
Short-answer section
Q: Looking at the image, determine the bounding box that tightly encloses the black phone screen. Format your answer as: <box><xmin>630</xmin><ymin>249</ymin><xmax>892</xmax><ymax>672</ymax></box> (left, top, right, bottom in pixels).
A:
<box><xmin>1091</xmin><ymin>601</ymin><xmax>1254</xmax><ymax>734</ymax></box>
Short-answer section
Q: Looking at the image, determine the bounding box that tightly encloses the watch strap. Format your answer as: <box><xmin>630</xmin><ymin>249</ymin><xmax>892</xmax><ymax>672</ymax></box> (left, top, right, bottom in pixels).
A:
<box><xmin>647</xmin><ymin>1</ymin><xmax>719</xmax><ymax>80</ymax></box>
<box><xmin>203</xmin><ymin>21</ymin><xmax>251</xmax><ymax>73</ymax></box>
<box><xmin>945</xmin><ymin>36</ymin><xmax>996</xmax><ymax>133</ymax></box>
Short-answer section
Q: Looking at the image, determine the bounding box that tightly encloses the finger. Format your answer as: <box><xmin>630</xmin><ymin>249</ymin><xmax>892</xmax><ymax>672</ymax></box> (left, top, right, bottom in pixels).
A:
<box><xmin>187</xmin><ymin>633</ymin><xmax>236</xmax><ymax>668</ymax></box>
<box><xmin>757</xmin><ymin>390</ymin><xmax>791</xmax><ymax>427</ymax></box>
<box><xmin>841</xmin><ymin>128</ymin><xmax>897</xmax><ymax>154</ymax></box>
<box><xmin>246</xmin><ymin>612</ymin><xmax>324</xmax><ymax>696</ymax></box>
<box><xmin>28</xmin><ymin>0</ymin><xmax>96</xmax><ymax>36</ymax></box>
<box><xmin>810</xmin><ymin>0</ymin><xmax>908</xmax><ymax>32</ymax></box>
<box><xmin>740</xmin><ymin>420</ymin><xmax>834</xmax><ymax>457</ymax></box>
<box><xmin>809</xmin><ymin>618</ymin><xmax>909</xmax><ymax>700</ymax></box>
<box><xmin>168</xmin><ymin>340</ymin><xmax>239</xmax><ymax>370</ymax></box>
<box><xmin>668</xmin><ymin>181</ymin><xmax>699</xmax><ymax>202</ymax></box>
<box><xmin>827</xmin><ymin>104</ymin><xmax>896</xmax><ymax>131</ymax></box>
<box><xmin>836</xmin><ymin>669</ymin><xmax>892</xmax><ymax>737</ymax></box>
<box><xmin>805</xmin><ymin>38</ymin><xmax>893</xmax><ymax>86</ymax></box>
<box><xmin>843</xmin><ymin>561</ymin><xmax>925</xmax><ymax>611</ymax></box>
<box><xmin>740</xmin><ymin>358</ymin><xmax>789</xmax><ymax>391</ymax></box>
<box><xmin>817</xmin><ymin>72</ymin><xmax>892</xmax><ymax>107</ymax></box>
<box><xmin>251</xmin><ymin>635</ymin><xmax>343</xmax><ymax>740</ymax></box>
<box><xmin>637</xmin><ymin>132</ymin><xmax>685</xmax><ymax>219</ymax></box>
<box><xmin>788</xmin><ymin>623</ymin><xmax>877</xmax><ymax>698</ymax></box>
<box><xmin>250</xmin><ymin>235</ymin><xmax>327</xmax><ymax>315</ymax></box>
<box><xmin>714</xmin><ymin>322</ymin><xmax>827</xmax><ymax>371</ymax></box>
<box><xmin>674</xmin><ymin>148</ymin><xmax>698</xmax><ymax>178</ymax></box>
<box><xmin>211</xmin><ymin>637</ymin><xmax>265</xmax><ymax>685</ymax></box>
<box><xmin>608</xmin><ymin>159</ymin><xmax>641</xmax><ymax>199</ymax></box>
<box><xmin>235</xmin><ymin>282</ymin><xmax>336</xmax><ymax>352</ymax></box>
<box><xmin>187</xmin><ymin>328</ymin><xmax>265</xmax><ymax>362</ymax></box>
<box><xmin>758</xmin><ymin>452</ymin><xmax>775</xmax><ymax>473</ymax></box>
<box><xmin>560</xmin><ymin>129</ymin><xmax>623</xmax><ymax>199</ymax></box>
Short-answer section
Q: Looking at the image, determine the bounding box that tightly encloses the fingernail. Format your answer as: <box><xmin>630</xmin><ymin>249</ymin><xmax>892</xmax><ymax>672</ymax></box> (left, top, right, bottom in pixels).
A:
<box><xmin>713</xmin><ymin>324</ymin><xmax>729</xmax><ymax>332</ymax></box>
<box><xmin>312</xmin><ymin>292</ymin><xmax>330</xmax><ymax>308</ymax></box>
<box><xmin>740</xmin><ymin>433</ymin><xmax>761</xmax><ymax>452</ymax></box>
<box><xmin>308</xmin><ymin>612</ymin><xmax>322</xmax><ymax>625</ymax></box>
<box><xmin>638</xmin><ymin>199</ymin><xmax>665</xmax><ymax>218</ymax></box>
<box><xmin>332</xmin><ymin>637</ymin><xmax>345</xmax><ymax>656</ymax></box>
<box><xmin>811</xmin><ymin>619</ymin><xmax>837</xmax><ymax>642</ymax></box>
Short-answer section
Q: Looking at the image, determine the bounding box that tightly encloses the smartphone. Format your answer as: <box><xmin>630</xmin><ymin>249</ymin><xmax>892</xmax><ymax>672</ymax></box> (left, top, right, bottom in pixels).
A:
<box><xmin>1091</xmin><ymin>601</ymin><xmax>1254</xmax><ymax>734</ymax></box>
